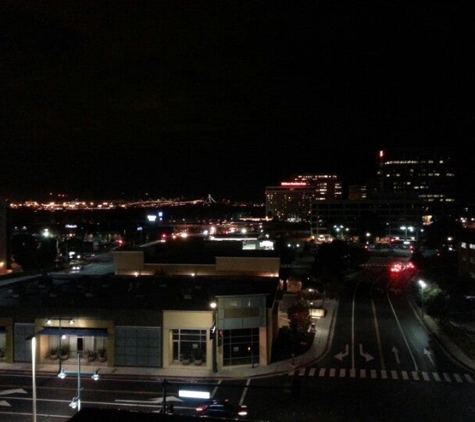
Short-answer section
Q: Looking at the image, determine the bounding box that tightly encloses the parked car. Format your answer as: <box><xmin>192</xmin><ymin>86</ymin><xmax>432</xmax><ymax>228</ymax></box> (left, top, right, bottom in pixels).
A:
<box><xmin>195</xmin><ymin>399</ymin><xmax>248</xmax><ymax>419</ymax></box>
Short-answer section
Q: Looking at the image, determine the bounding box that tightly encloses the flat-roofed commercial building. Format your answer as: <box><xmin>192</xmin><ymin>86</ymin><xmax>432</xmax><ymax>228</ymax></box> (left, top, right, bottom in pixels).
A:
<box><xmin>266</xmin><ymin>174</ymin><xmax>342</xmax><ymax>222</ymax></box>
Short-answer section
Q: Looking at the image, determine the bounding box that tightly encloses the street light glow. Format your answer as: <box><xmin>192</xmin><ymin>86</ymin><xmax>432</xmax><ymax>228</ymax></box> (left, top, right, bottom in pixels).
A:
<box><xmin>419</xmin><ymin>279</ymin><xmax>427</xmax><ymax>318</ymax></box>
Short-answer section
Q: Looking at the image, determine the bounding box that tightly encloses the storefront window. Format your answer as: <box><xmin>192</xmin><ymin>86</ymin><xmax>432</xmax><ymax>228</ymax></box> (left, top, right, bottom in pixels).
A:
<box><xmin>223</xmin><ymin>327</ymin><xmax>259</xmax><ymax>366</ymax></box>
<box><xmin>172</xmin><ymin>329</ymin><xmax>207</xmax><ymax>363</ymax></box>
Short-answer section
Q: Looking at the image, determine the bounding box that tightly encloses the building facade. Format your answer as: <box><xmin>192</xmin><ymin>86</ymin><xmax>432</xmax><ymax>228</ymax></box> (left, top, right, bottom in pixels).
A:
<box><xmin>376</xmin><ymin>148</ymin><xmax>457</xmax><ymax>204</ymax></box>
<box><xmin>458</xmin><ymin>229</ymin><xmax>475</xmax><ymax>281</ymax></box>
<box><xmin>265</xmin><ymin>174</ymin><xmax>342</xmax><ymax>222</ymax></box>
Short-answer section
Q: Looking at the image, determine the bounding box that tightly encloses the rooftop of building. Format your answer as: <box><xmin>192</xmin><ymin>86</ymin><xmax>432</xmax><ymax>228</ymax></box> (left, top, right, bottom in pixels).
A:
<box><xmin>0</xmin><ymin>272</ymin><xmax>281</xmax><ymax>317</ymax></box>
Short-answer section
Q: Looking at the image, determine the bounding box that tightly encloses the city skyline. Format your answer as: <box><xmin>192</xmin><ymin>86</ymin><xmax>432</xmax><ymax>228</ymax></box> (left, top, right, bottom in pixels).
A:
<box><xmin>1</xmin><ymin>1</ymin><xmax>473</xmax><ymax>202</ymax></box>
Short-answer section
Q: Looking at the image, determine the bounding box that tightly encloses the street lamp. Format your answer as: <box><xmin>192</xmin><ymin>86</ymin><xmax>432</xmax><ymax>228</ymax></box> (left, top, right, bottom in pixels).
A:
<box><xmin>418</xmin><ymin>279</ymin><xmax>427</xmax><ymax>317</ymax></box>
<box><xmin>400</xmin><ymin>226</ymin><xmax>414</xmax><ymax>240</ymax></box>
<box><xmin>58</xmin><ymin>352</ymin><xmax>100</xmax><ymax>411</ymax></box>
<box><xmin>210</xmin><ymin>301</ymin><xmax>218</xmax><ymax>373</ymax></box>
<box><xmin>26</xmin><ymin>335</ymin><xmax>37</xmax><ymax>422</ymax></box>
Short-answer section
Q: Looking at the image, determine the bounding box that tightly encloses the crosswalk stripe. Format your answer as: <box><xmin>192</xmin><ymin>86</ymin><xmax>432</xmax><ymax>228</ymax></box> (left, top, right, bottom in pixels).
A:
<box><xmin>290</xmin><ymin>368</ymin><xmax>475</xmax><ymax>384</ymax></box>
<box><xmin>464</xmin><ymin>374</ymin><xmax>474</xmax><ymax>383</ymax></box>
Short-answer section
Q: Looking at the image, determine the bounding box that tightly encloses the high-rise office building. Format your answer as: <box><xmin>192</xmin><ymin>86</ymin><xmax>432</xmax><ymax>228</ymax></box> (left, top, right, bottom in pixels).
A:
<box><xmin>376</xmin><ymin>148</ymin><xmax>457</xmax><ymax>203</ymax></box>
<box><xmin>265</xmin><ymin>174</ymin><xmax>342</xmax><ymax>222</ymax></box>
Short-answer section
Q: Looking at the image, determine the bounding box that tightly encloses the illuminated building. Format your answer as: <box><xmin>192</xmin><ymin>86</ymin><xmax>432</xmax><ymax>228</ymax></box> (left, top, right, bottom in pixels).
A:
<box><xmin>265</xmin><ymin>174</ymin><xmax>342</xmax><ymax>222</ymax></box>
<box><xmin>458</xmin><ymin>230</ymin><xmax>475</xmax><ymax>280</ymax></box>
<box><xmin>376</xmin><ymin>148</ymin><xmax>457</xmax><ymax>203</ymax></box>
<box><xmin>310</xmin><ymin>149</ymin><xmax>458</xmax><ymax>240</ymax></box>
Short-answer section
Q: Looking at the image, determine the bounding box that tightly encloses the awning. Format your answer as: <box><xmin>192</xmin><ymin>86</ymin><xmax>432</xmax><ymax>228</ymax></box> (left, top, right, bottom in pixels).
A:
<box><xmin>38</xmin><ymin>328</ymin><xmax>108</xmax><ymax>337</ymax></box>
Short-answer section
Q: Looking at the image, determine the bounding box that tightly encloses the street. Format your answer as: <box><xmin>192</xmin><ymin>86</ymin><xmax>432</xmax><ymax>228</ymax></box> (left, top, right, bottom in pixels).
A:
<box><xmin>2</xmin><ymin>254</ymin><xmax>475</xmax><ymax>421</ymax></box>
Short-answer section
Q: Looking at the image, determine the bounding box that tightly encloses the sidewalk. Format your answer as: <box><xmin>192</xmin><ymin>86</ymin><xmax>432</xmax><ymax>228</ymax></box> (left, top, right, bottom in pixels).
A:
<box><xmin>0</xmin><ymin>299</ymin><xmax>339</xmax><ymax>380</ymax></box>
<box><xmin>2</xmin><ymin>296</ymin><xmax>474</xmax><ymax>379</ymax></box>
<box><xmin>409</xmin><ymin>298</ymin><xmax>475</xmax><ymax>372</ymax></box>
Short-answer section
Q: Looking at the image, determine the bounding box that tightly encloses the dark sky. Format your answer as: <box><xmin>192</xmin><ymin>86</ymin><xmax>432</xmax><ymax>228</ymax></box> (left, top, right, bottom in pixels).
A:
<box><xmin>1</xmin><ymin>1</ymin><xmax>473</xmax><ymax>202</ymax></box>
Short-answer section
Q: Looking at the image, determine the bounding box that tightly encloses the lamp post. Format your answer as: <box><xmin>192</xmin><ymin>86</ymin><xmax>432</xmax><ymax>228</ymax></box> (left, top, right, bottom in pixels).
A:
<box><xmin>210</xmin><ymin>301</ymin><xmax>218</xmax><ymax>373</ymax></box>
<box><xmin>400</xmin><ymin>226</ymin><xmax>414</xmax><ymax>241</ymax></box>
<box><xmin>26</xmin><ymin>335</ymin><xmax>37</xmax><ymax>422</ymax></box>
<box><xmin>249</xmin><ymin>328</ymin><xmax>255</xmax><ymax>368</ymax></box>
<box><xmin>419</xmin><ymin>279</ymin><xmax>427</xmax><ymax>317</ymax></box>
<box><xmin>58</xmin><ymin>352</ymin><xmax>99</xmax><ymax>411</ymax></box>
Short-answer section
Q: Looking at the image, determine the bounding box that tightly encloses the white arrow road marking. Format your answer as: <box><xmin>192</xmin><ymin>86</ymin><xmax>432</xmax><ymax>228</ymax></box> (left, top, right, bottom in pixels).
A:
<box><xmin>0</xmin><ymin>389</ymin><xmax>28</xmax><ymax>396</ymax></box>
<box><xmin>424</xmin><ymin>348</ymin><xmax>435</xmax><ymax>366</ymax></box>
<box><xmin>392</xmin><ymin>346</ymin><xmax>400</xmax><ymax>364</ymax></box>
<box><xmin>116</xmin><ymin>395</ymin><xmax>184</xmax><ymax>404</ymax></box>
<box><xmin>359</xmin><ymin>344</ymin><xmax>374</xmax><ymax>362</ymax></box>
<box><xmin>0</xmin><ymin>400</ymin><xmax>11</xmax><ymax>407</ymax></box>
<box><xmin>334</xmin><ymin>344</ymin><xmax>349</xmax><ymax>361</ymax></box>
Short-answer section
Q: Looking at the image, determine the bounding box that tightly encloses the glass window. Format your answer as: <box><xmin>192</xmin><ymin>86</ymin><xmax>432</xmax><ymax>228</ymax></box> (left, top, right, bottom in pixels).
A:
<box><xmin>223</xmin><ymin>328</ymin><xmax>259</xmax><ymax>367</ymax></box>
<box><xmin>172</xmin><ymin>329</ymin><xmax>207</xmax><ymax>363</ymax></box>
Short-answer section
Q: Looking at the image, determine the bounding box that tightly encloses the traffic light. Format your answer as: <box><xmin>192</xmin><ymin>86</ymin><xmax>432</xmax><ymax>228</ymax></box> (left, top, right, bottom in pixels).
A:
<box><xmin>209</xmin><ymin>324</ymin><xmax>216</xmax><ymax>340</ymax></box>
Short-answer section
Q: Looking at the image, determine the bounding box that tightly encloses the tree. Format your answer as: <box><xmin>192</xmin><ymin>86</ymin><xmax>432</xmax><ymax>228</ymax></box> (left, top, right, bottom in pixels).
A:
<box><xmin>424</xmin><ymin>283</ymin><xmax>451</xmax><ymax>322</ymax></box>
<box><xmin>10</xmin><ymin>233</ymin><xmax>38</xmax><ymax>271</ymax></box>
<box><xmin>288</xmin><ymin>299</ymin><xmax>311</xmax><ymax>334</ymax></box>
<box><xmin>10</xmin><ymin>233</ymin><xmax>57</xmax><ymax>271</ymax></box>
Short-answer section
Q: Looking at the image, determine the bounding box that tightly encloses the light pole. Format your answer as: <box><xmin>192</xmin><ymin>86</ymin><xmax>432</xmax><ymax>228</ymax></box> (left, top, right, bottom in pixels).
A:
<box><xmin>400</xmin><ymin>225</ymin><xmax>414</xmax><ymax>241</ymax></box>
<box><xmin>249</xmin><ymin>328</ymin><xmax>255</xmax><ymax>368</ymax></box>
<box><xmin>26</xmin><ymin>335</ymin><xmax>37</xmax><ymax>422</ymax></box>
<box><xmin>210</xmin><ymin>301</ymin><xmax>218</xmax><ymax>373</ymax></box>
<box><xmin>58</xmin><ymin>352</ymin><xmax>99</xmax><ymax>411</ymax></box>
<box><xmin>161</xmin><ymin>379</ymin><xmax>170</xmax><ymax>414</ymax></box>
<box><xmin>419</xmin><ymin>279</ymin><xmax>427</xmax><ymax>317</ymax></box>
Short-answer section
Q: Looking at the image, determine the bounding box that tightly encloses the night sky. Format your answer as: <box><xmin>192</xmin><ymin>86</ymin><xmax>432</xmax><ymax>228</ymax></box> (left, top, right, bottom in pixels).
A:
<box><xmin>1</xmin><ymin>1</ymin><xmax>473</xmax><ymax>202</ymax></box>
